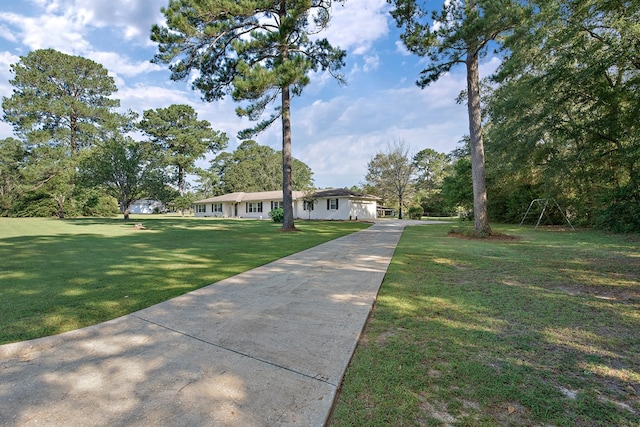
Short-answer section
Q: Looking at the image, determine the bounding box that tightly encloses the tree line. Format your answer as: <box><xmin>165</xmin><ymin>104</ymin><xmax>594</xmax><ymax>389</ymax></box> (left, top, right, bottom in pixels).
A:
<box><xmin>0</xmin><ymin>48</ymin><xmax>314</xmax><ymax>220</ymax></box>
<box><xmin>363</xmin><ymin>0</ymin><xmax>638</xmax><ymax>233</ymax></box>
<box><xmin>1</xmin><ymin>0</ymin><xmax>637</xmax><ymax>233</ymax></box>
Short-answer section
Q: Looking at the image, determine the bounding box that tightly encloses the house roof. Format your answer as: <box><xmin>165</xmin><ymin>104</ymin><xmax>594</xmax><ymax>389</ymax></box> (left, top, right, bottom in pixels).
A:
<box><xmin>312</xmin><ymin>188</ymin><xmax>380</xmax><ymax>200</ymax></box>
<box><xmin>194</xmin><ymin>189</ymin><xmax>379</xmax><ymax>204</ymax></box>
<box><xmin>195</xmin><ymin>191</ymin><xmax>304</xmax><ymax>204</ymax></box>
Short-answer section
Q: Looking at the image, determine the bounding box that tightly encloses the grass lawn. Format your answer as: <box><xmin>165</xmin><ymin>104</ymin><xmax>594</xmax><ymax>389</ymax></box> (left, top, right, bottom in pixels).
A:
<box><xmin>331</xmin><ymin>223</ymin><xmax>640</xmax><ymax>426</ymax></box>
<box><xmin>0</xmin><ymin>216</ymin><xmax>369</xmax><ymax>345</ymax></box>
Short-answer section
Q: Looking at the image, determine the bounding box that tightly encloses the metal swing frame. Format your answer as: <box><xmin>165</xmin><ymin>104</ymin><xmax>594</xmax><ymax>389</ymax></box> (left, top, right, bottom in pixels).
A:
<box><xmin>520</xmin><ymin>198</ymin><xmax>575</xmax><ymax>230</ymax></box>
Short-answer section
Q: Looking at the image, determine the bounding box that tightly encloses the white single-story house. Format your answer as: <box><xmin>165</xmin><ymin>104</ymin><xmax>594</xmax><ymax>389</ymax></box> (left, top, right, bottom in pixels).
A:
<box><xmin>193</xmin><ymin>189</ymin><xmax>380</xmax><ymax>220</ymax></box>
<box><xmin>128</xmin><ymin>199</ymin><xmax>165</xmax><ymax>214</ymax></box>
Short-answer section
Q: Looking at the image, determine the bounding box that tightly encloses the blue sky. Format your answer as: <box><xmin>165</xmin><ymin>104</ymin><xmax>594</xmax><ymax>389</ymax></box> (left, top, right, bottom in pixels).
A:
<box><xmin>0</xmin><ymin>0</ymin><xmax>500</xmax><ymax>189</ymax></box>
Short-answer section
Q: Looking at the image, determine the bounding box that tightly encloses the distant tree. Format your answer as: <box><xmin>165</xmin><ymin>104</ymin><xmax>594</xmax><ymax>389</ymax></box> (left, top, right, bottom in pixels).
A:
<box><xmin>442</xmin><ymin>157</ymin><xmax>473</xmax><ymax>217</ymax></box>
<box><xmin>365</xmin><ymin>140</ymin><xmax>416</xmax><ymax>219</ymax></box>
<box><xmin>302</xmin><ymin>187</ymin><xmax>319</xmax><ymax>220</ymax></box>
<box><xmin>138</xmin><ymin>104</ymin><xmax>228</xmax><ymax>197</ymax></box>
<box><xmin>151</xmin><ymin>0</ymin><xmax>346</xmax><ymax>230</ymax></box>
<box><xmin>210</xmin><ymin>140</ymin><xmax>314</xmax><ymax>193</ymax></box>
<box><xmin>79</xmin><ymin>135</ymin><xmax>167</xmax><ymax>220</ymax></box>
<box><xmin>2</xmin><ymin>49</ymin><xmax>120</xmax><ymax>218</ymax></box>
<box><xmin>412</xmin><ymin>148</ymin><xmax>453</xmax><ymax>216</ymax></box>
<box><xmin>0</xmin><ymin>138</ymin><xmax>26</xmax><ymax>216</ymax></box>
<box><xmin>388</xmin><ymin>0</ymin><xmax>527</xmax><ymax>233</ymax></box>
<box><xmin>413</xmin><ymin>148</ymin><xmax>452</xmax><ymax>192</ymax></box>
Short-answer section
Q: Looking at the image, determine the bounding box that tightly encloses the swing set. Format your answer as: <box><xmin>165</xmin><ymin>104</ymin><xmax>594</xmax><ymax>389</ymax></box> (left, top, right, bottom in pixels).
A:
<box><xmin>520</xmin><ymin>198</ymin><xmax>575</xmax><ymax>230</ymax></box>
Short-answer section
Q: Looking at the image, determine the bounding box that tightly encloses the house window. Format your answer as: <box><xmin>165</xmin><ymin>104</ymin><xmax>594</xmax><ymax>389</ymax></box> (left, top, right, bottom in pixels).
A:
<box><xmin>247</xmin><ymin>202</ymin><xmax>263</xmax><ymax>213</ymax></box>
<box><xmin>196</xmin><ymin>204</ymin><xmax>206</xmax><ymax>213</ymax></box>
<box><xmin>327</xmin><ymin>198</ymin><xmax>339</xmax><ymax>210</ymax></box>
<box><xmin>213</xmin><ymin>203</ymin><xmax>223</xmax><ymax>213</ymax></box>
<box><xmin>304</xmin><ymin>201</ymin><xmax>314</xmax><ymax>211</ymax></box>
<box><xmin>271</xmin><ymin>201</ymin><xmax>283</xmax><ymax>210</ymax></box>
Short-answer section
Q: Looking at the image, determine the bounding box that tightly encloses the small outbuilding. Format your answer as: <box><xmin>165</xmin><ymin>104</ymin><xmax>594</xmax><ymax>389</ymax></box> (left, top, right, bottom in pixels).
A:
<box><xmin>128</xmin><ymin>199</ymin><xmax>165</xmax><ymax>214</ymax></box>
<box><xmin>193</xmin><ymin>189</ymin><xmax>380</xmax><ymax>220</ymax></box>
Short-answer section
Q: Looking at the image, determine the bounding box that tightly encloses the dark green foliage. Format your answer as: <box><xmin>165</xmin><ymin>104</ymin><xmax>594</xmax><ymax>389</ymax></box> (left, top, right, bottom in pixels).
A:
<box><xmin>486</xmin><ymin>0</ymin><xmax>640</xmax><ymax>232</ymax></box>
<box><xmin>2</xmin><ymin>49</ymin><xmax>119</xmax><ymax>154</ymax></box>
<box><xmin>79</xmin><ymin>191</ymin><xmax>119</xmax><ymax>217</ymax></box>
<box><xmin>269</xmin><ymin>208</ymin><xmax>284</xmax><ymax>223</ymax></box>
<box><xmin>595</xmin><ymin>186</ymin><xmax>640</xmax><ymax>233</ymax></box>
<box><xmin>1</xmin><ymin>49</ymin><xmax>121</xmax><ymax>218</ymax></box>
<box><xmin>207</xmin><ymin>140</ymin><xmax>314</xmax><ymax>194</ymax></box>
<box><xmin>442</xmin><ymin>157</ymin><xmax>473</xmax><ymax>215</ymax></box>
<box><xmin>78</xmin><ymin>135</ymin><xmax>168</xmax><ymax>220</ymax></box>
<box><xmin>407</xmin><ymin>206</ymin><xmax>423</xmax><ymax>220</ymax></box>
<box><xmin>0</xmin><ymin>138</ymin><xmax>26</xmax><ymax>216</ymax></box>
<box><xmin>138</xmin><ymin>104</ymin><xmax>228</xmax><ymax>196</ymax></box>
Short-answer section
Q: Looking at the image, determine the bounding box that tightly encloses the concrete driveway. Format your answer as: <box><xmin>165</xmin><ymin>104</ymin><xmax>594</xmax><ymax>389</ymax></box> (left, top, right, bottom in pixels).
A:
<box><xmin>0</xmin><ymin>220</ymin><xmax>435</xmax><ymax>426</ymax></box>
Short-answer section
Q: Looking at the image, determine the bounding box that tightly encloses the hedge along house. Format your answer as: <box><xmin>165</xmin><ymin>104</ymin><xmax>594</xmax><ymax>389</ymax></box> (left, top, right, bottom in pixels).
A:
<box><xmin>193</xmin><ymin>189</ymin><xmax>380</xmax><ymax>220</ymax></box>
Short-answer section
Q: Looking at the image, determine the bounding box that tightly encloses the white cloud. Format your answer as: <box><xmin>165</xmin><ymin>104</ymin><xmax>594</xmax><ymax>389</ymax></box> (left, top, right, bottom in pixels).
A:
<box><xmin>324</xmin><ymin>0</ymin><xmax>390</xmax><ymax>55</ymax></box>
<box><xmin>287</xmin><ymin>71</ymin><xmax>470</xmax><ymax>188</ymax></box>
<box><xmin>363</xmin><ymin>54</ymin><xmax>380</xmax><ymax>72</ymax></box>
<box><xmin>88</xmin><ymin>51</ymin><xmax>164</xmax><ymax>78</ymax></box>
<box><xmin>395</xmin><ymin>40</ymin><xmax>411</xmax><ymax>56</ymax></box>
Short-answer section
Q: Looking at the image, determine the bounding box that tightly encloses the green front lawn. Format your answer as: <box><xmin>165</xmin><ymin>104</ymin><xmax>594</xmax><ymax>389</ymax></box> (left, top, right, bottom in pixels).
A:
<box><xmin>0</xmin><ymin>216</ymin><xmax>369</xmax><ymax>344</ymax></box>
<box><xmin>331</xmin><ymin>224</ymin><xmax>640</xmax><ymax>426</ymax></box>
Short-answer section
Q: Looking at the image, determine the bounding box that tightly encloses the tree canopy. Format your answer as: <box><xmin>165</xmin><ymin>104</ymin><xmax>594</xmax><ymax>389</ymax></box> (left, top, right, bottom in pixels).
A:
<box><xmin>138</xmin><ymin>104</ymin><xmax>228</xmax><ymax>196</ymax></box>
<box><xmin>1</xmin><ymin>49</ymin><xmax>122</xmax><ymax>218</ymax></box>
<box><xmin>486</xmin><ymin>0</ymin><xmax>640</xmax><ymax>231</ymax></box>
<box><xmin>151</xmin><ymin>0</ymin><xmax>345</xmax><ymax>230</ymax></box>
<box><xmin>79</xmin><ymin>135</ymin><xmax>167</xmax><ymax>220</ymax></box>
<box><xmin>203</xmin><ymin>140</ymin><xmax>314</xmax><ymax>195</ymax></box>
<box><xmin>2</xmin><ymin>49</ymin><xmax>119</xmax><ymax>155</ymax></box>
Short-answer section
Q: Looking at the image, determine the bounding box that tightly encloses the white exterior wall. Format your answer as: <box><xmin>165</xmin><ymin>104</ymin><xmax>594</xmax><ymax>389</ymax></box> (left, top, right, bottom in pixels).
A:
<box><xmin>194</xmin><ymin>202</ymin><xmax>234</xmax><ymax>217</ymax></box>
<box><xmin>295</xmin><ymin>198</ymin><xmax>377</xmax><ymax>220</ymax></box>
<box><xmin>349</xmin><ymin>200</ymin><xmax>377</xmax><ymax>220</ymax></box>
<box><xmin>194</xmin><ymin>195</ymin><xmax>377</xmax><ymax>220</ymax></box>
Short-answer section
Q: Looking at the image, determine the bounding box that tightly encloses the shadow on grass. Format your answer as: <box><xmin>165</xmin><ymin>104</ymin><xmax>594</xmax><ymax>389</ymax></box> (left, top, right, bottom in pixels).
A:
<box><xmin>332</xmin><ymin>225</ymin><xmax>640</xmax><ymax>426</ymax></box>
<box><xmin>0</xmin><ymin>218</ymin><xmax>399</xmax><ymax>425</ymax></box>
<box><xmin>0</xmin><ymin>217</ymin><xmax>368</xmax><ymax>344</ymax></box>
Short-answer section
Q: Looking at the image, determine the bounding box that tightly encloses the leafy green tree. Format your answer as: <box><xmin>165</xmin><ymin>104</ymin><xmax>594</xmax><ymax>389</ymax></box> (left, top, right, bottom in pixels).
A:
<box><xmin>151</xmin><ymin>0</ymin><xmax>346</xmax><ymax>230</ymax></box>
<box><xmin>413</xmin><ymin>148</ymin><xmax>451</xmax><ymax>192</ymax></box>
<box><xmin>388</xmin><ymin>0</ymin><xmax>527</xmax><ymax>233</ymax></box>
<box><xmin>365</xmin><ymin>140</ymin><xmax>416</xmax><ymax>219</ymax></box>
<box><xmin>3</xmin><ymin>49</ymin><xmax>119</xmax><ymax>155</ymax></box>
<box><xmin>442</xmin><ymin>156</ymin><xmax>473</xmax><ymax>217</ymax></box>
<box><xmin>2</xmin><ymin>49</ymin><xmax>120</xmax><ymax>218</ymax></box>
<box><xmin>487</xmin><ymin>0</ymin><xmax>640</xmax><ymax>230</ymax></box>
<box><xmin>138</xmin><ymin>104</ymin><xmax>228</xmax><ymax>197</ymax></box>
<box><xmin>412</xmin><ymin>148</ymin><xmax>453</xmax><ymax>216</ymax></box>
<box><xmin>0</xmin><ymin>138</ymin><xmax>26</xmax><ymax>216</ymax></box>
<box><xmin>209</xmin><ymin>140</ymin><xmax>314</xmax><ymax>193</ymax></box>
<box><xmin>79</xmin><ymin>135</ymin><xmax>167</xmax><ymax>220</ymax></box>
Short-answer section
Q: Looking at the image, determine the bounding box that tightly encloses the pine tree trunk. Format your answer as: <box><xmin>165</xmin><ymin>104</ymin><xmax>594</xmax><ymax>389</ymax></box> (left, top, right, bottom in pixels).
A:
<box><xmin>281</xmin><ymin>84</ymin><xmax>295</xmax><ymax>231</ymax></box>
<box><xmin>466</xmin><ymin>48</ymin><xmax>492</xmax><ymax>235</ymax></box>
